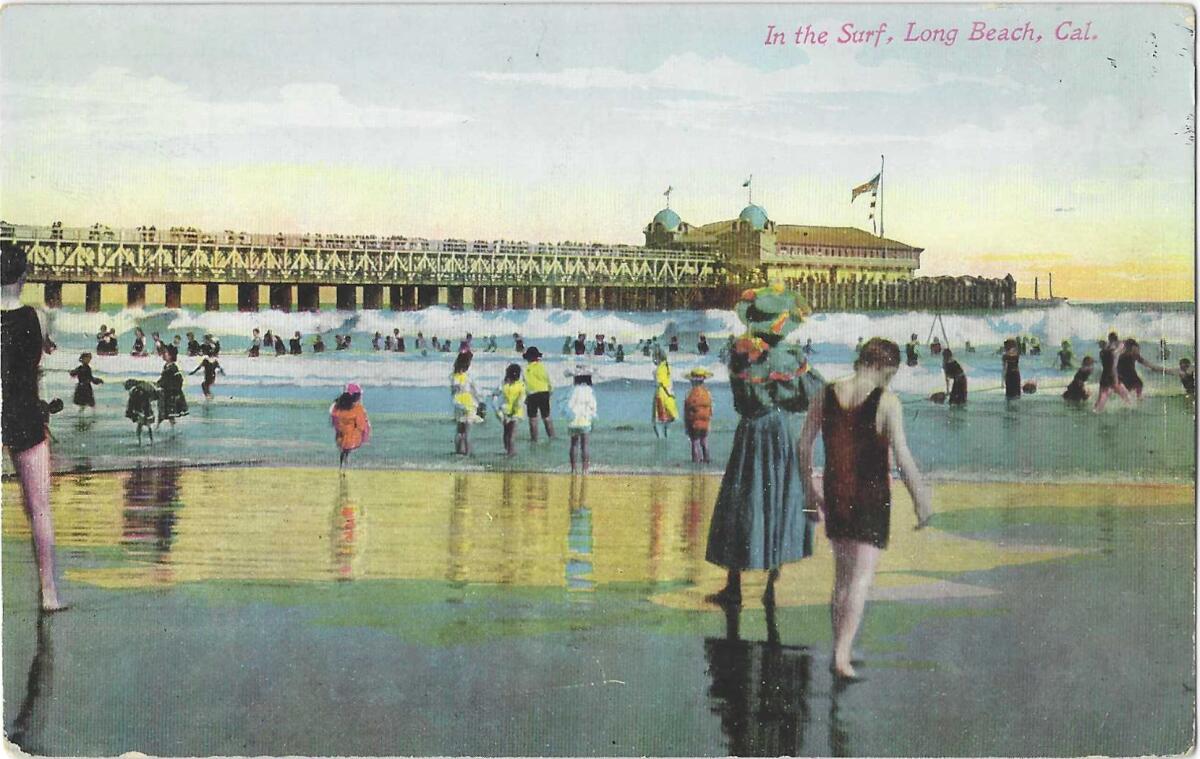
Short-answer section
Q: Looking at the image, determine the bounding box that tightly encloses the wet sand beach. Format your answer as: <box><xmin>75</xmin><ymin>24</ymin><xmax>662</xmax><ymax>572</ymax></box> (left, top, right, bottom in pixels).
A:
<box><xmin>3</xmin><ymin>469</ymin><xmax>1193</xmax><ymax>756</ymax></box>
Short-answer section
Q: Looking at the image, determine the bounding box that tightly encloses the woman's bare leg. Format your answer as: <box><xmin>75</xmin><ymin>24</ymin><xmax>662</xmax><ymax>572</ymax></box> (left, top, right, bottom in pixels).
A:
<box><xmin>569</xmin><ymin>435</ymin><xmax>579</xmax><ymax>472</ymax></box>
<box><xmin>528</xmin><ymin>417</ymin><xmax>539</xmax><ymax>443</ymax></box>
<box><xmin>12</xmin><ymin>442</ymin><xmax>63</xmax><ymax>611</ymax></box>
<box><xmin>543</xmin><ymin>417</ymin><xmax>555</xmax><ymax>439</ymax></box>
<box><xmin>580</xmin><ymin>434</ymin><xmax>590</xmax><ymax>473</ymax></box>
<box><xmin>831</xmin><ymin>538</ymin><xmax>881</xmax><ymax>678</ymax></box>
<box><xmin>1094</xmin><ymin>387</ymin><xmax>1112</xmax><ymax>412</ymax></box>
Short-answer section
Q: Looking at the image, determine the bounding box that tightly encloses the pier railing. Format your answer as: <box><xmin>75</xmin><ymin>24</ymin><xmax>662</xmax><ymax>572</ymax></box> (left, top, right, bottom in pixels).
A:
<box><xmin>1</xmin><ymin>223</ymin><xmax>722</xmax><ymax>288</ymax></box>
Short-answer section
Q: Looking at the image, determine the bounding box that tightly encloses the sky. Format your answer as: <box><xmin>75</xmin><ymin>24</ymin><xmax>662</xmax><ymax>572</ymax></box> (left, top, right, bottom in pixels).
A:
<box><xmin>0</xmin><ymin>3</ymin><xmax>1194</xmax><ymax>300</ymax></box>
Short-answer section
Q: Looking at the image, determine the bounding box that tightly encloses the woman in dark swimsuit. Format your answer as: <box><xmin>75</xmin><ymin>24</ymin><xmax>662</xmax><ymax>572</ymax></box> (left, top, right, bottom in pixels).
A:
<box><xmin>1001</xmin><ymin>339</ymin><xmax>1021</xmax><ymax>400</ymax></box>
<box><xmin>905</xmin><ymin>334</ymin><xmax>919</xmax><ymax>367</ymax></box>
<box><xmin>131</xmin><ymin>327</ymin><xmax>147</xmax><ymax>357</ymax></box>
<box><xmin>189</xmin><ymin>355</ymin><xmax>225</xmax><ymax>399</ymax></box>
<box><xmin>156</xmin><ymin>345</ymin><xmax>189</xmax><ymax>426</ymax></box>
<box><xmin>1062</xmin><ymin>357</ymin><xmax>1094</xmax><ymax>402</ymax></box>
<box><xmin>1094</xmin><ymin>332</ymin><xmax>1130</xmax><ymax>411</ymax></box>
<box><xmin>799</xmin><ymin>338</ymin><xmax>932</xmax><ymax>680</ymax></box>
<box><xmin>248</xmin><ymin>329</ymin><xmax>261</xmax><ymax>358</ymax></box>
<box><xmin>274</xmin><ymin>334</ymin><xmax>287</xmax><ymax>356</ymax></box>
<box><xmin>0</xmin><ymin>241</ymin><xmax>65</xmax><ymax>611</ymax></box>
<box><xmin>1115</xmin><ymin>338</ymin><xmax>1172</xmax><ymax>402</ymax></box>
<box><xmin>69</xmin><ymin>353</ymin><xmax>104</xmax><ymax>412</ymax></box>
<box><xmin>942</xmin><ymin>349</ymin><xmax>967</xmax><ymax>406</ymax></box>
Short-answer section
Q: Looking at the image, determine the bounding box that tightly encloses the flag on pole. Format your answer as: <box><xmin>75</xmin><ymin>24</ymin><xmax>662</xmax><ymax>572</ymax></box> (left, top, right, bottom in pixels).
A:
<box><xmin>851</xmin><ymin>173</ymin><xmax>880</xmax><ymax>202</ymax></box>
<box><xmin>742</xmin><ymin>175</ymin><xmax>753</xmax><ymax>188</ymax></box>
<box><xmin>663</xmin><ymin>186</ymin><xmax>672</xmax><ymax>196</ymax></box>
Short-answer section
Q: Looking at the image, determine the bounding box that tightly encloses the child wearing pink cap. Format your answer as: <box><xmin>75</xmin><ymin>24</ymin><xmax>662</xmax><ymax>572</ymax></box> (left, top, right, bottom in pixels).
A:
<box><xmin>330</xmin><ymin>382</ymin><xmax>371</xmax><ymax>469</ymax></box>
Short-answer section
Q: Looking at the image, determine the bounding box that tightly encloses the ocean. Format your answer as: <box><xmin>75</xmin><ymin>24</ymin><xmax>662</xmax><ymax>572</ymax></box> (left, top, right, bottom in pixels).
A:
<box><xmin>21</xmin><ymin>301</ymin><xmax>1197</xmax><ymax>481</ymax></box>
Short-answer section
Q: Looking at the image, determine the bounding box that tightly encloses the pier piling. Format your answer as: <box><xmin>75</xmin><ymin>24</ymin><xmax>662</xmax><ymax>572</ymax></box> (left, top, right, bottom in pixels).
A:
<box><xmin>237</xmin><ymin>284</ymin><xmax>259</xmax><ymax>312</ymax></box>
<box><xmin>44</xmin><ymin>282</ymin><xmax>63</xmax><ymax>309</ymax></box>
<box><xmin>85</xmin><ymin>283</ymin><xmax>102</xmax><ymax>313</ymax></box>
<box><xmin>269</xmin><ymin>284</ymin><xmax>293</xmax><ymax>312</ymax></box>
<box><xmin>205</xmin><ymin>284</ymin><xmax>220</xmax><ymax>312</ymax></box>
<box><xmin>164</xmin><ymin>283</ymin><xmax>182</xmax><ymax>309</ymax></box>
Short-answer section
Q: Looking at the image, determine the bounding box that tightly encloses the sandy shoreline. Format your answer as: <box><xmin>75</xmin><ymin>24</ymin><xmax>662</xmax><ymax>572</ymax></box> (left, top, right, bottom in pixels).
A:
<box><xmin>16</xmin><ymin>458</ymin><xmax>1196</xmax><ymax>487</ymax></box>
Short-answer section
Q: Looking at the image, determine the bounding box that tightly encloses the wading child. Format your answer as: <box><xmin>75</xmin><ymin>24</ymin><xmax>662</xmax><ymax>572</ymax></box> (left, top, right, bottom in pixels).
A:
<box><xmin>189</xmin><ymin>353</ymin><xmax>226</xmax><ymax>399</ymax></box>
<box><xmin>493</xmin><ymin>363</ymin><xmax>526</xmax><ymax>456</ymax></box>
<box><xmin>705</xmin><ymin>283</ymin><xmax>823</xmax><ymax>607</ymax></box>
<box><xmin>523</xmin><ymin>347</ymin><xmax>555</xmax><ymax>442</ymax></box>
<box><xmin>69</xmin><ymin>352</ymin><xmax>103</xmax><ymax>413</ymax></box>
<box><xmin>330</xmin><ymin>382</ymin><xmax>371</xmax><ymax>469</ymax></box>
<box><xmin>652</xmin><ymin>349</ymin><xmax>677</xmax><ymax>438</ymax></box>
<box><xmin>564</xmin><ymin>365</ymin><xmax>598</xmax><ymax>474</ymax></box>
<box><xmin>684</xmin><ymin>367</ymin><xmax>714</xmax><ymax>463</ymax></box>
<box><xmin>124</xmin><ymin>379</ymin><xmax>160</xmax><ymax>444</ymax></box>
<box><xmin>451</xmin><ymin>351</ymin><xmax>482</xmax><ymax>455</ymax></box>
<box><xmin>799</xmin><ymin>337</ymin><xmax>932</xmax><ymax>680</ymax></box>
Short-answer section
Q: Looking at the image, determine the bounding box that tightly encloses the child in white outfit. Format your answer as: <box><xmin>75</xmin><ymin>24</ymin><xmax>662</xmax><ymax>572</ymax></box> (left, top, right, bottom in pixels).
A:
<box><xmin>564</xmin><ymin>367</ymin><xmax>598</xmax><ymax>473</ymax></box>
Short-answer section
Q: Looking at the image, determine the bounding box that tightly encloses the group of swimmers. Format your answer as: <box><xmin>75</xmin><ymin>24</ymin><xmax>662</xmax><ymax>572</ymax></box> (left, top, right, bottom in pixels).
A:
<box><xmin>881</xmin><ymin>330</ymin><xmax>1194</xmax><ymax>408</ymax></box>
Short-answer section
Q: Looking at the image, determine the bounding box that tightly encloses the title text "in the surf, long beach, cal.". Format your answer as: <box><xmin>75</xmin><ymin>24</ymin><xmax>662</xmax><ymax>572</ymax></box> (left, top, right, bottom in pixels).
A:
<box><xmin>762</xmin><ymin>20</ymin><xmax>1098</xmax><ymax>48</ymax></box>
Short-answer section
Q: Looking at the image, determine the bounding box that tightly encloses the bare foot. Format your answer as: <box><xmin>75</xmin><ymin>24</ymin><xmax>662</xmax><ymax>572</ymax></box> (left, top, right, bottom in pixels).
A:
<box><xmin>831</xmin><ymin>660</ymin><xmax>859</xmax><ymax>680</ymax></box>
<box><xmin>40</xmin><ymin>601</ymin><xmax>69</xmax><ymax>614</ymax></box>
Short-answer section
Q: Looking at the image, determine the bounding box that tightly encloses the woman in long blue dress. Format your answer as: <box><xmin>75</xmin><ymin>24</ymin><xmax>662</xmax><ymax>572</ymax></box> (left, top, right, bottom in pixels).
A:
<box><xmin>705</xmin><ymin>283</ymin><xmax>824</xmax><ymax>606</ymax></box>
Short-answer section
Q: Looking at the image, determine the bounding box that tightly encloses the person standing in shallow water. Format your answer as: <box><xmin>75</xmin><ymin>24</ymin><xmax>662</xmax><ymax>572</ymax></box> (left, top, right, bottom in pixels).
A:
<box><xmin>522</xmin><ymin>347</ymin><xmax>555</xmax><ymax>442</ymax></box>
<box><xmin>451</xmin><ymin>351</ymin><xmax>482</xmax><ymax>455</ymax></box>
<box><xmin>330</xmin><ymin>382</ymin><xmax>371</xmax><ymax>469</ymax></box>
<box><xmin>0</xmin><ymin>241</ymin><xmax>66</xmax><ymax>611</ymax></box>
<box><xmin>651</xmin><ymin>349</ymin><xmax>678</xmax><ymax>438</ymax></box>
<box><xmin>941</xmin><ymin>348</ymin><xmax>967</xmax><ymax>406</ymax></box>
<box><xmin>705</xmin><ymin>283</ymin><xmax>824</xmax><ymax>606</ymax></box>
<box><xmin>190</xmin><ymin>353</ymin><xmax>225</xmax><ymax>400</ymax></box>
<box><xmin>905</xmin><ymin>334</ymin><xmax>919</xmax><ymax>367</ymax></box>
<box><xmin>69</xmin><ymin>352</ymin><xmax>104</xmax><ymax>413</ymax></box>
<box><xmin>1001</xmin><ymin>338</ymin><xmax>1022</xmax><ymax>400</ymax></box>
<box><xmin>799</xmin><ymin>338</ymin><xmax>932</xmax><ymax>680</ymax></box>
<box><xmin>156</xmin><ymin>344</ymin><xmax>189</xmax><ymax>427</ymax></box>
<box><xmin>1094</xmin><ymin>332</ymin><xmax>1130</xmax><ymax>411</ymax></box>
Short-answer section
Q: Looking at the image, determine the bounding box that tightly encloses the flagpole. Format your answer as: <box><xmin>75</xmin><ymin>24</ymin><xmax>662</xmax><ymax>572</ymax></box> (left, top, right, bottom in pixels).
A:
<box><xmin>878</xmin><ymin>154</ymin><xmax>885</xmax><ymax>238</ymax></box>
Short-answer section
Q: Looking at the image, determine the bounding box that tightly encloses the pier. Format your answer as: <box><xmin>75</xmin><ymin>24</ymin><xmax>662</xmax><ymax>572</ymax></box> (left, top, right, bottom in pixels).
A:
<box><xmin>1</xmin><ymin>222</ymin><xmax>1016</xmax><ymax>312</ymax></box>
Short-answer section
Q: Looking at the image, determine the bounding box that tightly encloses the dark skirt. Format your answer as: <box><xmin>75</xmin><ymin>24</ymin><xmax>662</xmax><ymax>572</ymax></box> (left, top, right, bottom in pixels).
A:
<box><xmin>1062</xmin><ymin>382</ymin><xmax>1088</xmax><ymax>402</ymax></box>
<box><xmin>948</xmin><ymin>375</ymin><xmax>967</xmax><ymax>405</ymax></box>
<box><xmin>73</xmin><ymin>382</ymin><xmax>96</xmax><ymax>407</ymax></box>
<box><xmin>705</xmin><ymin>409</ymin><xmax>813</xmax><ymax>570</ymax></box>
<box><xmin>1004</xmin><ymin>370</ymin><xmax>1022</xmax><ymax>399</ymax></box>
<box><xmin>159</xmin><ymin>390</ymin><xmax>189</xmax><ymax>420</ymax></box>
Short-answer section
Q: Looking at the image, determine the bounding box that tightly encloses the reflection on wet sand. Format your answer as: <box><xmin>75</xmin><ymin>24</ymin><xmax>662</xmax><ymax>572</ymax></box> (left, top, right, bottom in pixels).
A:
<box><xmin>705</xmin><ymin>601</ymin><xmax>813</xmax><ymax>756</ymax></box>
<box><xmin>4</xmin><ymin>469</ymin><xmax>724</xmax><ymax>589</ymax></box>
<box><xmin>2</xmin><ymin>471</ymin><xmax>1164</xmax><ymax>600</ymax></box>
<box><xmin>10</xmin><ymin>614</ymin><xmax>54</xmax><ymax>755</ymax></box>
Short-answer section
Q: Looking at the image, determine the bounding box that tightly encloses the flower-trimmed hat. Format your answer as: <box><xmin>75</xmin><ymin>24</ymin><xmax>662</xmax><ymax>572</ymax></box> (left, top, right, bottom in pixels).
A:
<box><xmin>733</xmin><ymin>282</ymin><xmax>811</xmax><ymax>340</ymax></box>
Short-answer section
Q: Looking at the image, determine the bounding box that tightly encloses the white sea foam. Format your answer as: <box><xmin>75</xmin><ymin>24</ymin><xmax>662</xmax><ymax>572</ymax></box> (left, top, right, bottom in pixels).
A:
<box><xmin>45</xmin><ymin>303</ymin><xmax>1194</xmax><ymax>348</ymax></box>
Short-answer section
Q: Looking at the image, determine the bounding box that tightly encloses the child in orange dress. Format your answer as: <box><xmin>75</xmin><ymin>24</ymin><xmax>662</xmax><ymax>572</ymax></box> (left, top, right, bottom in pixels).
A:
<box><xmin>330</xmin><ymin>382</ymin><xmax>371</xmax><ymax>469</ymax></box>
<box><xmin>684</xmin><ymin>367</ymin><xmax>714</xmax><ymax>463</ymax></box>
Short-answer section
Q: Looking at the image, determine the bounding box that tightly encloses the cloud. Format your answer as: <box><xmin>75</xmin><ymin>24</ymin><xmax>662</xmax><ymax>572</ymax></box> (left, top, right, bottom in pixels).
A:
<box><xmin>473</xmin><ymin>51</ymin><xmax>1008</xmax><ymax>99</ymax></box>
<box><xmin>6</xmin><ymin>67</ymin><xmax>469</xmax><ymax>139</ymax></box>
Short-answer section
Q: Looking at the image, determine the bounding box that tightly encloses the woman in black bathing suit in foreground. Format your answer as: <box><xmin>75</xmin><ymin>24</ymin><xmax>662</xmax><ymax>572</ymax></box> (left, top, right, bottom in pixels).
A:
<box><xmin>0</xmin><ymin>241</ymin><xmax>65</xmax><ymax>611</ymax></box>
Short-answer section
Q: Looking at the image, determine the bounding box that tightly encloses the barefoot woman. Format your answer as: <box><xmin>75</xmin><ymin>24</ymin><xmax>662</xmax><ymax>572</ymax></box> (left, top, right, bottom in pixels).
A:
<box><xmin>1</xmin><ymin>241</ymin><xmax>65</xmax><ymax>611</ymax></box>
<box><xmin>704</xmin><ymin>283</ymin><xmax>824</xmax><ymax>605</ymax></box>
<box><xmin>799</xmin><ymin>338</ymin><xmax>932</xmax><ymax>679</ymax></box>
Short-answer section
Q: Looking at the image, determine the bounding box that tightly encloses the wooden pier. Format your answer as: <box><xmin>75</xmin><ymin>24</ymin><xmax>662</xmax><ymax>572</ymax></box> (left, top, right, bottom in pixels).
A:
<box><xmin>1</xmin><ymin>222</ymin><xmax>1016</xmax><ymax>312</ymax></box>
